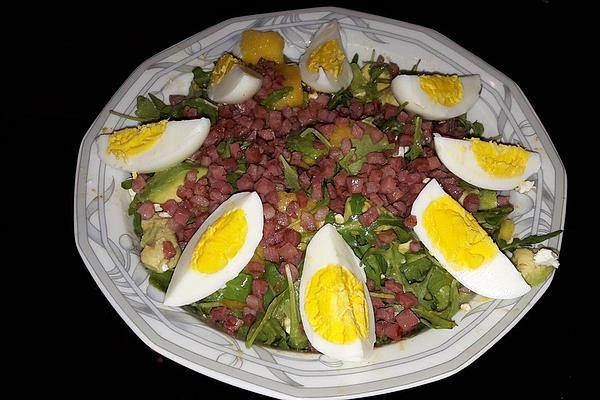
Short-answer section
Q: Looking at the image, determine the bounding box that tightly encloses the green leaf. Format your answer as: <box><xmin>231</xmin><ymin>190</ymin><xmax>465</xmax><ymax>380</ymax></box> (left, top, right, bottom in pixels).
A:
<box><xmin>261</xmin><ymin>86</ymin><xmax>293</xmax><ymax>109</ymax></box>
<box><xmin>222</xmin><ymin>273</ymin><xmax>254</xmax><ymax>303</ymax></box>
<box><xmin>426</xmin><ymin>266</ymin><xmax>454</xmax><ymax>311</ymax></box>
<box><xmin>245</xmin><ymin>288</ymin><xmax>288</xmax><ymax>348</ymax></box>
<box><xmin>349</xmin><ymin>193</ymin><xmax>366</xmax><ymax>216</ymax></box>
<box><xmin>149</xmin><ymin>269</ymin><xmax>174</xmax><ymax>292</ymax></box>
<box><xmin>457</xmin><ymin>113</ymin><xmax>485</xmax><ymax>137</ymax></box>
<box><xmin>413</xmin><ymin>306</ymin><xmax>455</xmax><ymax>329</ymax></box>
<box><xmin>265</xmin><ymin>261</ymin><xmax>286</xmax><ymax>295</ymax></box>
<box><xmin>285</xmin><ymin>265</ymin><xmax>309</xmax><ymax>350</ymax></box>
<box><xmin>134</xmin><ymin>95</ymin><xmax>161</xmax><ymax>121</ymax></box>
<box><xmin>376</xmin><ymin>118</ymin><xmax>404</xmax><ymax>136</ymax></box>
<box><xmin>180</xmin><ymin>97</ymin><xmax>218</xmax><ymax>124</ymax></box>
<box><xmin>473</xmin><ymin>206</ymin><xmax>514</xmax><ymax>235</ymax></box>
<box><xmin>499</xmin><ymin>230</ymin><xmax>562</xmax><ymax>253</ymax></box>
<box><xmin>401</xmin><ymin>254</ymin><xmax>433</xmax><ymax>282</ymax></box>
<box><xmin>286</xmin><ymin>129</ymin><xmax>330</xmax><ymax>161</ymax></box>
<box><xmin>327</xmin><ymin>88</ymin><xmax>353</xmax><ymax>110</ymax></box>
<box><xmin>411</xmin><ymin>59</ymin><xmax>421</xmax><ymax>72</ymax></box>
<box><xmin>339</xmin><ymin>133</ymin><xmax>395</xmax><ymax>175</ymax></box>
<box><xmin>279</xmin><ymin>155</ymin><xmax>301</xmax><ymax>191</ymax></box>
<box><xmin>217</xmin><ymin>138</ymin><xmax>232</xmax><ymax>158</ymax></box>
<box><xmin>190</xmin><ymin>67</ymin><xmax>211</xmax><ymax>97</ymax></box>
<box><xmin>362</xmin><ymin>253</ymin><xmax>385</xmax><ymax>289</ymax></box>
<box><xmin>132</xmin><ymin>212</ymin><xmax>143</xmax><ymax>239</ymax></box>
<box><xmin>120</xmin><ymin>177</ymin><xmax>133</xmax><ymax>190</ymax></box>
<box><xmin>405</xmin><ymin>116</ymin><xmax>423</xmax><ymax>160</ymax></box>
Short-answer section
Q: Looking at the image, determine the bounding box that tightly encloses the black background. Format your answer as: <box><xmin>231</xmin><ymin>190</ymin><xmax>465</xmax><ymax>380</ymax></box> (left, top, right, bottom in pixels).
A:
<box><xmin>47</xmin><ymin>0</ymin><xmax>579</xmax><ymax>398</ymax></box>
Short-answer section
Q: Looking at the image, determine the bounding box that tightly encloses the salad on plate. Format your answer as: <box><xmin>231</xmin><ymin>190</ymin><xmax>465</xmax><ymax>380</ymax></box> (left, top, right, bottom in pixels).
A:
<box><xmin>97</xmin><ymin>20</ymin><xmax>560</xmax><ymax>362</ymax></box>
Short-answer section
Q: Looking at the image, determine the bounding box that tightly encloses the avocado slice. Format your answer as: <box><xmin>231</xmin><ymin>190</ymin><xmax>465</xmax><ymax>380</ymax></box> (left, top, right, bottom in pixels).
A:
<box><xmin>512</xmin><ymin>248</ymin><xmax>553</xmax><ymax>286</ymax></box>
<box><xmin>138</xmin><ymin>161</ymin><xmax>207</xmax><ymax>204</ymax></box>
<box><xmin>140</xmin><ymin>217</ymin><xmax>181</xmax><ymax>273</ymax></box>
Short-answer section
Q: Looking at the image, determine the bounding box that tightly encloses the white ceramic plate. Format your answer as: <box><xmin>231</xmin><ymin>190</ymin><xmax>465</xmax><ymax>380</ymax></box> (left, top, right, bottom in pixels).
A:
<box><xmin>74</xmin><ymin>7</ymin><xmax>566</xmax><ymax>399</ymax></box>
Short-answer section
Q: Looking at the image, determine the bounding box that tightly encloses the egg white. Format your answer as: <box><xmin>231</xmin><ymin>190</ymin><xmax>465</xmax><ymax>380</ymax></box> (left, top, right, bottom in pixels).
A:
<box><xmin>412</xmin><ymin>179</ymin><xmax>530</xmax><ymax>299</ymax></box>
<box><xmin>160</xmin><ymin>72</ymin><xmax>194</xmax><ymax>103</ymax></box>
<box><xmin>434</xmin><ymin>136</ymin><xmax>541</xmax><ymax>190</ymax></box>
<box><xmin>207</xmin><ymin>64</ymin><xmax>263</xmax><ymax>104</ymax></box>
<box><xmin>163</xmin><ymin>192</ymin><xmax>264</xmax><ymax>306</ymax></box>
<box><xmin>391</xmin><ymin>74</ymin><xmax>481</xmax><ymax>120</ymax></box>
<box><xmin>298</xmin><ymin>20</ymin><xmax>353</xmax><ymax>93</ymax></box>
<box><xmin>97</xmin><ymin>118</ymin><xmax>210</xmax><ymax>173</ymax></box>
<box><xmin>299</xmin><ymin>224</ymin><xmax>375</xmax><ymax>362</ymax></box>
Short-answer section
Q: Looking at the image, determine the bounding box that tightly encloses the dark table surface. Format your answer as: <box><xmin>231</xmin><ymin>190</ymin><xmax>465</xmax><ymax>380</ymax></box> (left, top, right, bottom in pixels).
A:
<box><xmin>53</xmin><ymin>0</ymin><xmax>578</xmax><ymax>398</ymax></box>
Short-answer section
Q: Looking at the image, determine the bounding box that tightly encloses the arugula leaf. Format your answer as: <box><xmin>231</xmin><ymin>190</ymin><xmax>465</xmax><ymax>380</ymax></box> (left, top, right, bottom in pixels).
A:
<box><xmin>405</xmin><ymin>116</ymin><xmax>423</xmax><ymax>160</ymax></box>
<box><xmin>285</xmin><ymin>265</ymin><xmax>309</xmax><ymax>349</ymax></box>
<box><xmin>499</xmin><ymin>230</ymin><xmax>562</xmax><ymax>253</ymax></box>
<box><xmin>401</xmin><ymin>253</ymin><xmax>433</xmax><ymax>282</ymax></box>
<box><xmin>376</xmin><ymin>118</ymin><xmax>404</xmax><ymax>136</ymax></box>
<box><xmin>339</xmin><ymin>133</ymin><xmax>395</xmax><ymax>175</ymax></box>
<box><xmin>132</xmin><ymin>212</ymin><xmax>143</xmax><ymax>239</ymax></box>
<box><xmin>279</xmin><ymin>155</ymin><xmax>300</xmax><ymax>191</ymax></box>
<box><xmin>349</xmin><ymin>193</ymin><xmax>366</xmax><ymax>216</ymax></box>
<box><xmin>286</xmin><ymin>130</ymin><xmax>330</xmax><ymax>161</ymax></box>
<box><xmin>362</xmin><ymin>252</ymin><xmax>386</xmax><ymax>289</ymax></box>
<box><xmin>457</xmin><ymin>113</ymin><xmax>484</xmax><ymax>137</ymax></box>
<box><xmin>473</xmin><ymin>206</ymin><xmax>514</xmax><ymax>235</ymax></box>
<box><xmin>226</xmin><ymin>158</ymin><xmax>249</xmax><ymax>190</ymax></box>
<box><xmin>189</xmin><ymin>67</ymin><xmax>211</xmax><ymax>97</ymax></box>
<box><xmin>222</xmin><ymin>273</ymin><xmax>254</xmax><ymax>303</ymax></box>
<box><xmin>261</xmin><ymin>87</ymin><xmax>293</xmax><ymax>109</ymax></box>
<box><xmin>245</xmin><ymin>288</ymin><xmax>288</xmax><ymax>348</ymax></box>
<box><xmin>134</xmin><ymin>95</ymin><xmax>161</xmax><ymax>121</ymax></box>
<box><xmin>411</xmin><ymin>59</ymin><xmax>421</xmax><ymax>72</ymax></box>
<box><xmin>427</xmin><ymin>266</ymin><xmax>454</xmax><ymax>311</ymax></box>
<box><xmin>413</xmin><ymin>306</ymin><xmax>456</xmax><ymax>329</ymax></box>
<box><xmin>149</xmin><ymin>269</ymin><xmax>174</xmax><ymax>292</ymax></box>
<box><xmin>120</xmin><ymin>177</ymin><xmax>133</xmax><ymax>190</ymax></box>
<box><xmin>327</xmin><ymin>88</ymin><xmax>353</xmax><ymax>110</ymax></box>
<box><xmin>216</xmin><ymin>138</ymin><xmax>233</xmax><ymax>158</ymax></box>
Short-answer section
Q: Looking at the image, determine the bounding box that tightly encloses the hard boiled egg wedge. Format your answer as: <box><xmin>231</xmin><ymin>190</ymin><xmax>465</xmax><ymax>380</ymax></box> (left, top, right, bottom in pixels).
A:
<box><xmin>299</xmin><ymin>20</ymin><xmax>353</xmax><ymax>93</ymax></box>
<box><xmin>97</xmin><ymin>118</ymin><xmax>210</xmax><ymax>173</ymax></box>
<box><xmin>391</xmin><ymin>74</ymin><xmax>481</xmax><ymax>120</ymax></box>
<box><xmin>412</xmin><ymin>179</ymin><xmax>530</xmax><ymax>299</ymax></box>
<box><xmin>299</xmin><ymin>224</ymin><xmax>375</xmax><ymax>362</ymax></box>
<box><xmin>207</xmin><ymin>53</ymin><xmax>263</xmax><ymax>104</ymax></box>
<box><xmin>434</xmin><ymin>136</ymin><xmax>541</xmax><ymax>190</ymax></box>
<box><xmin>164</xmin><ymin>192</ymin><xmax>263</xmax><ymax>306</ymax></box>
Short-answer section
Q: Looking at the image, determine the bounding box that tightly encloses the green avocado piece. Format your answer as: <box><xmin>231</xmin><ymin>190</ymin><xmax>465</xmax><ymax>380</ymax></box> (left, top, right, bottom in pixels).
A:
<box><xmin>512</xmin><ymin>248</ymin><xmax>553</xmax><ymax>286</ymax></box>
<box><xmin>140</xmin><ymin>217</ymin><xmax>181</xmax><ymax>273</ymax></box>
<box><xmin>138</xmin><ymin>161</ymin><xmax>207</xmax><ymax>204</ymax></box>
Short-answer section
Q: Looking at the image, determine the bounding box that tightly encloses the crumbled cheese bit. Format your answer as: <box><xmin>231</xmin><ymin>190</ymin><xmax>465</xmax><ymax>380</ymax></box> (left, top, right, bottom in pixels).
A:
<box><xmin>153</xmin><ymin>204</ymin><xmax>163</xmax><ymax>212</ymax></box>
<box><xmin>460</xmin><ymin>303</ymin><xmax>471</xmax><ymax>312</ymax></box>
<box><xmin>160</xmin><ymin>264</ymin><xmax>169</xmax><ymax>272</ymax></box>
<box><xmin>534</xmin><ymin>248</ymin><xmax>560</xmax><ymax>268</ymax></box>
<box><xmin>517</xmin><ymin>180</ymin><xmax>535</xmax><ymax>194</ymax></box>
<box><xmin>395</xmin><ymin>146</ymin><xmax>409</xmax><ymax>157</ymax></box>
<box><xmin>422</xmin><ymin>177</ymin><xmax>431</xmax><ymax>184</ymax></box>
<box><xmin>283</xmin><ymin>317</ymin><xmax>291</xmax><ymax>334</ymax></box>
<box><xmin>334</xmin><ymin>213</ymin><xmax>344</xmax><ymax>224</ymax></box>
<box><xmin>308</xmin><ymin>90</ymin><xmax>319</xmax><ymax>100</ymax></box>
<box><xmin>158</xmin><ymin>212</ymin><xmax>171</xmax><ymax>218</ymax></box>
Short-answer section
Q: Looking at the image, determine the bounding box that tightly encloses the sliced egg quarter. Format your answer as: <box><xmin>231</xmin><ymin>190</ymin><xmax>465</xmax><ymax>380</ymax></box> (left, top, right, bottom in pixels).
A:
<box><xmin>163</xmin><ymin>192</ymin><xmax>264</xmax><ymax>306</ymax></box>
<box><xmin>97</xmin><ymin>118</ymin><xmax>211</xmax><ymax>173</ymax></box>
<box><xmin>434</xmin><ymin>137</ymin><xmax>541</xmax><ymax>190</ymax></box>
<box><xmin>391</xmin><ymin>74</ymin><xmax>481</xmax><ymax>120</ymax></box>
<box><xmin>299</xmin><ymin>20</ymin><xmax>353</xmax><ymax>93</ymax></box>
<box><xmin>299</xmin><ymin>224</ymin><xmax>375</xmax><ymax>362</ymax></box>
<box><xmin>412</xmin><ymin>179</ymin><xmax>530</xmax><ymax>299</ymax></box>
<box><xmin>207</xmin><ymin>53</ymin><xmax>263</xmax><ymax>104</ymax></box>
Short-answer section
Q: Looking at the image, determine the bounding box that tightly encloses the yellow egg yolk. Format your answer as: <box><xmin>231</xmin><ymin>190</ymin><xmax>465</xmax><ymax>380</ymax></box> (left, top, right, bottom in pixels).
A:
<box><xmin>423</xmin><ymin>195</ymin><xmax>496</xmax><ymax>269</ymax></box>
<box><xmin>273</xmin><ymin>64</ymin><xmax>304</xmax><ymax>109</ymax></box>
<box><xmin>107</xmin><ymin>120</ymin><xmax>167</xmax><ymax>159</ymax></box>
<box><xmin>471</xmin><ymin>138</ymin><xmax>530</xmax><ymax>177</ymax></box>
<box><xmin>240</xmin><ymin>30</ymin><xmax>284</xmax><ymax>65</ymax></box>
<box><xmin>308</xmin><ymin>39</ymin><xmax>345</xmax><ymax>78</ymax></box>
<box><xmin>418</xmin><ymin>75</ymin><xmax>463</xmax><ymax>107</ymax></box>
<box><xmin>190</xmin><ymin>208</ymin><xmax>247</xmax><ymax>273</ymax></box>
<box><xmin>305</xmin><ymin>264</ymin><xmax>369</xmax><ymax>344</ymax></box>
<box><xmin>211</xmin><ymin>53</ymin><xmax>240</xmax><ymax>84</ymax></box>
